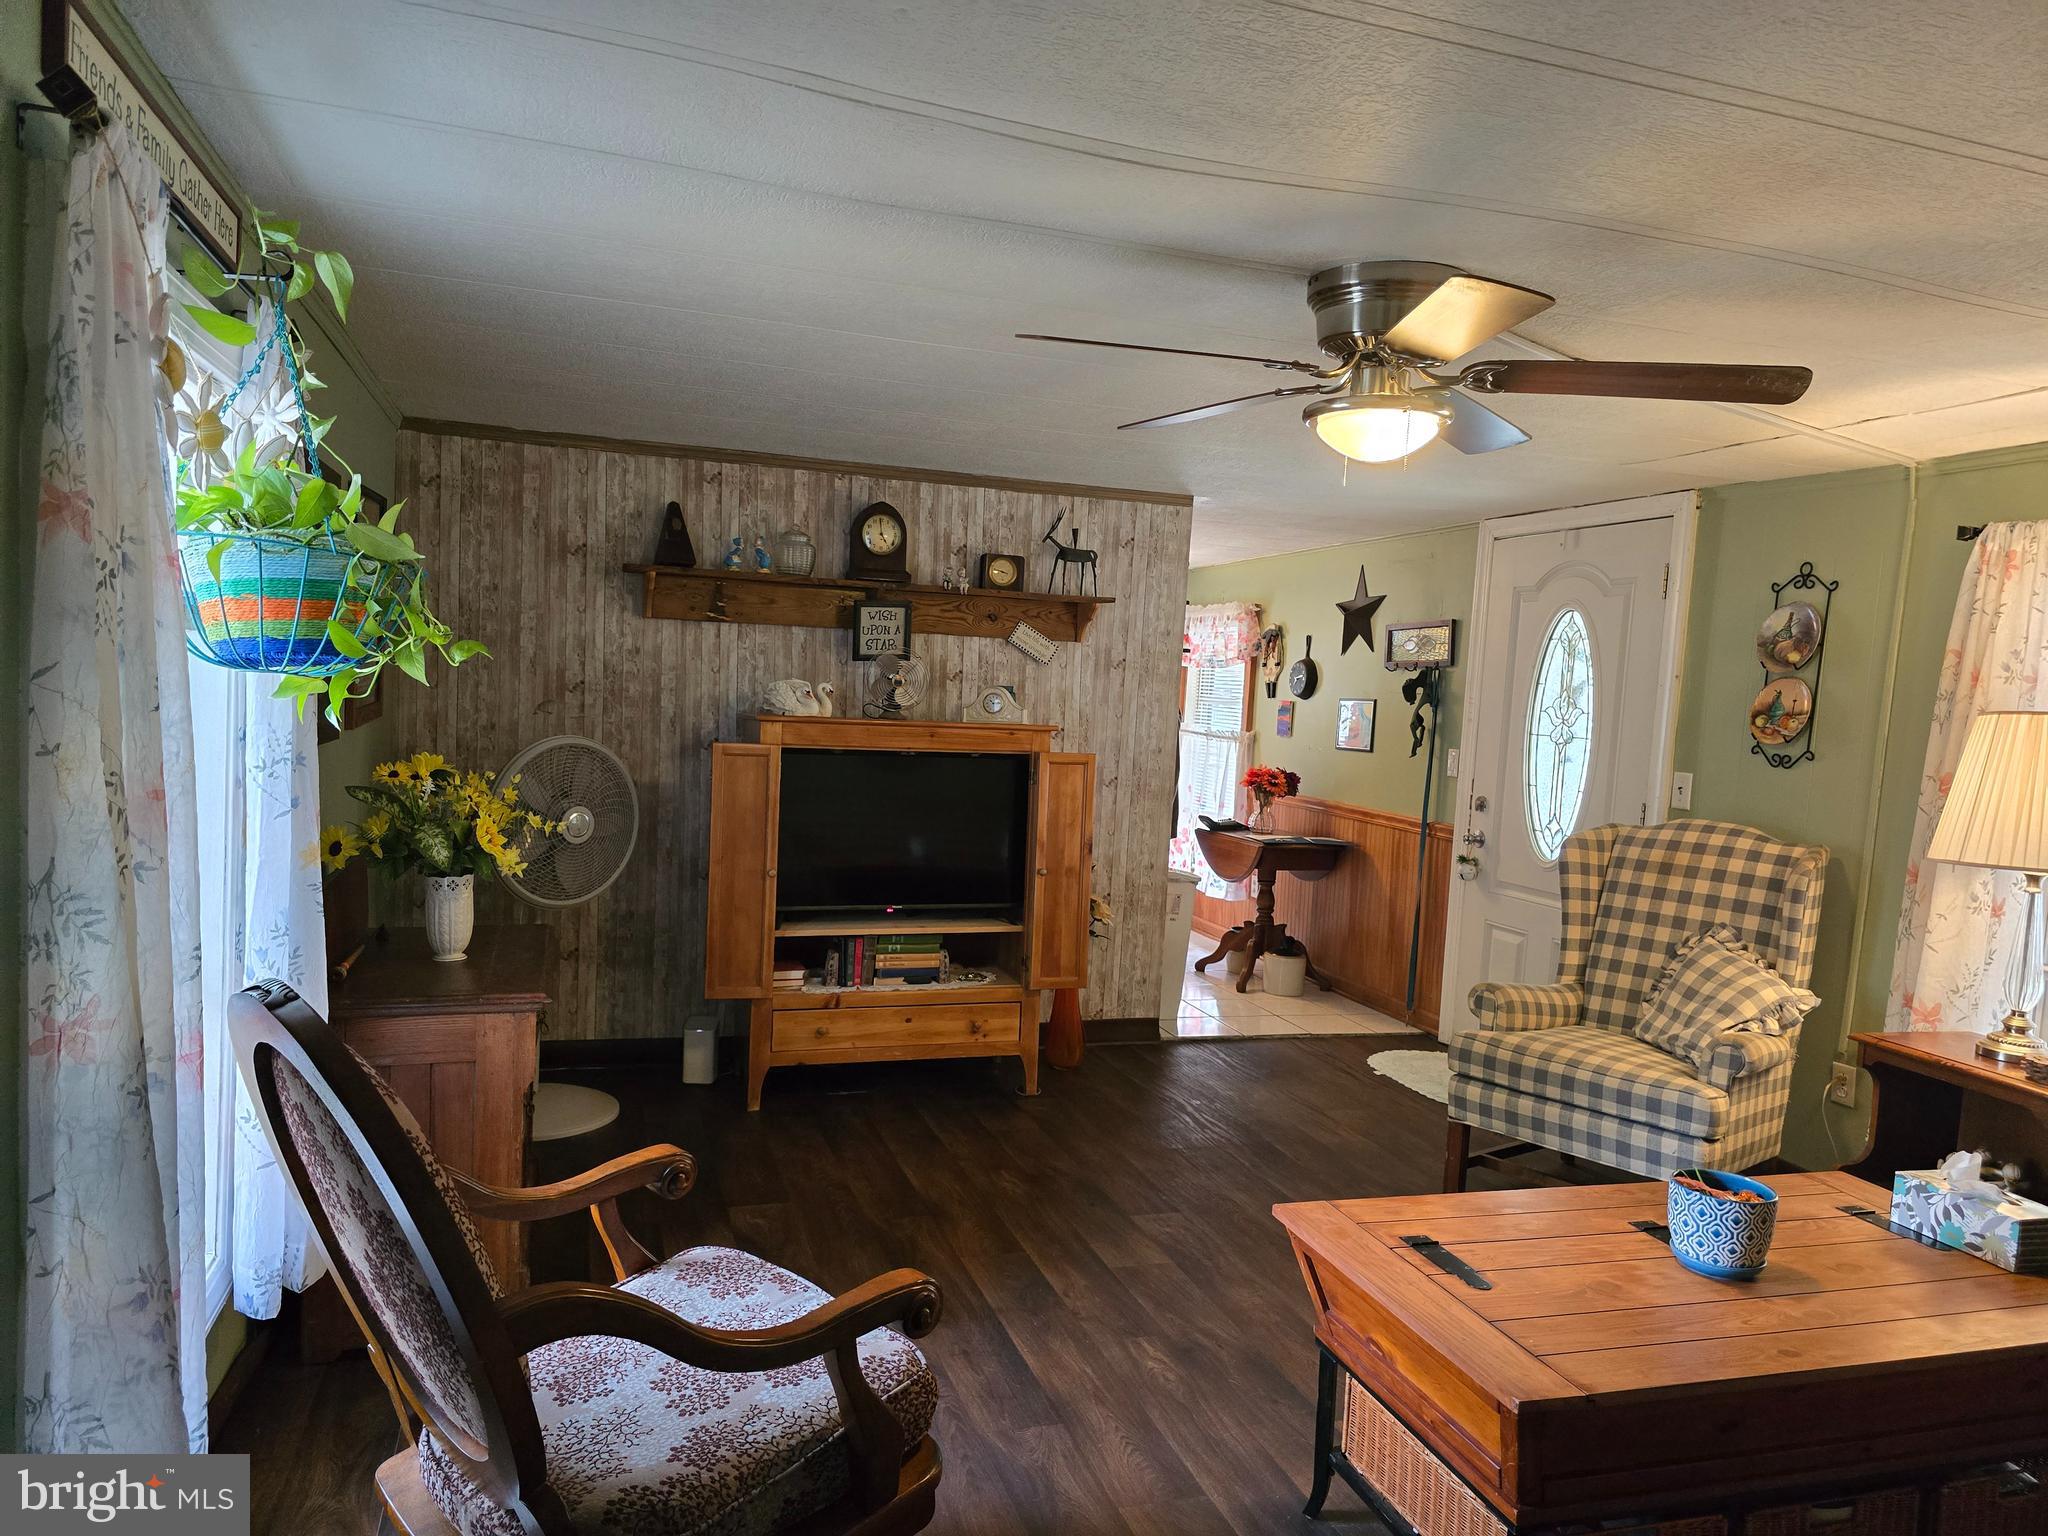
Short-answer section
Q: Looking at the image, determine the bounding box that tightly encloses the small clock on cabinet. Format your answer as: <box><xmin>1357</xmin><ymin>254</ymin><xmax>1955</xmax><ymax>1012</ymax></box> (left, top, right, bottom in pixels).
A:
<box><xmin>962</xmin><ymin>684</ymin><xmax>1026</xmax><ymax>723</ymax></box>
<box><xmin>978</xmin><ymin>552</ymin><xmax>1026</xmax><ymax>591</ymax></box>
<box><xmin>847</xmin><ymin>501</ymin><xmax>909</xmax><ymax>583</ymax></box>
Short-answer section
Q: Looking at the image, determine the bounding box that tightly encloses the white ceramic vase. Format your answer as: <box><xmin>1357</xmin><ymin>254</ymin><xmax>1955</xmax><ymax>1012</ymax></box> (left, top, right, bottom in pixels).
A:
<box><xmin>1263</xmin><ymin>950</ymin><xmax>1308</xmax><ymax>997</ymax></box>
<box><xmin>425</xmin><ymin>873</ymin><xmax>475</xmax><ymax>962</ymax></box>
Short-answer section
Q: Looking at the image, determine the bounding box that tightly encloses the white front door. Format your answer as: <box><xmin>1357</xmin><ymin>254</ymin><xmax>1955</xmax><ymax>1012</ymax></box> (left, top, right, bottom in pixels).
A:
<box><xmin>1441</xmin><ymin>494</ymin><xmax>1694</xmax><ymax>1040</ymax></box>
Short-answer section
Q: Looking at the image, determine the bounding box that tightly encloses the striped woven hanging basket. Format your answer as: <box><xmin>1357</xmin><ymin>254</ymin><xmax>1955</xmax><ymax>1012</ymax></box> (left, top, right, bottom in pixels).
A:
<box><xmin>177</xmin><ymin>529</ymin><xmax>421</xmax><ymax>676</ymax></box>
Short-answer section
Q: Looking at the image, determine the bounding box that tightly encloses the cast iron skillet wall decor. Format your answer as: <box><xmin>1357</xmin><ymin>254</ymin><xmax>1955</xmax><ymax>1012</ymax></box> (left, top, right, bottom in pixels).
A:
<box><xmin>1290</xmin><ymin>636</ymin><xmax>1321</xmax><ymax>698</ymax></box>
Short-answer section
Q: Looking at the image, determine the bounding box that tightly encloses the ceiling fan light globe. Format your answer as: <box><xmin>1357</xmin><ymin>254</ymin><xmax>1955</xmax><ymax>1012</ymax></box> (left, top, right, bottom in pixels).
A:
<box><xmin>1303</xmin><ymin>395</ymin><xmax>1447</xmax><ymax>464</ymax></box>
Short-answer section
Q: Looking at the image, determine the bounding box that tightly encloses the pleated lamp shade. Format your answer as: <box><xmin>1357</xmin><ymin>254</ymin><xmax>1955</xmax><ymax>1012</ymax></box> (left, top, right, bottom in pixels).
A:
<box><xmin>1926</xmin><ymin>710</ymin><xmax>2048</xmax><ymax>872</ymax></box>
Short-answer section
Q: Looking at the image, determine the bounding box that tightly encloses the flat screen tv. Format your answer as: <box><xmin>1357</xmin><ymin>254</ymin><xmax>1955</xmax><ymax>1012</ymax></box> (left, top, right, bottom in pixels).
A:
<box><xmin>776</xmin><ymin>749</ymin><xmax>1030</xmax><ymax>918</ymax></box>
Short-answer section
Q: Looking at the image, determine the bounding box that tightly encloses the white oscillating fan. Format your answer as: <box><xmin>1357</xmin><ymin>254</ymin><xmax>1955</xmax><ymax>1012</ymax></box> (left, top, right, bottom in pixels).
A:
<box><xmin>498</xmin><ymin>736</ymin><xmax>639</xmax><ymax>1139</ymax></box>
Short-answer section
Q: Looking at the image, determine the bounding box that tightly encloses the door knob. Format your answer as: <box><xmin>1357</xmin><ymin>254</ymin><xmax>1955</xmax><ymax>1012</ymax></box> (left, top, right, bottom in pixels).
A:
<box><xmin>1462</xmin><ymin>831</ymin><xmax>1486</xmax><ymax>847</ymax></box>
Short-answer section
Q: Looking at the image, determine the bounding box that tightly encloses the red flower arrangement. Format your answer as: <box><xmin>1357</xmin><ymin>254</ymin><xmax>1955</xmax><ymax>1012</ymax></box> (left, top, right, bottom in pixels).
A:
<box><xmin>1242</xmin><ymin>764</ymin><xmax>1301</xmax><ymax>827</ymax></box>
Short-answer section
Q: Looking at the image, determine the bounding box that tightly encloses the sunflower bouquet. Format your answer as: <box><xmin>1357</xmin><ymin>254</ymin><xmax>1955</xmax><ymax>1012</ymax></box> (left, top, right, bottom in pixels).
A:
<box><xmin>321</xmin><ymin>751</ymin><xmax>555</xmax><ymax>881</ymax></box>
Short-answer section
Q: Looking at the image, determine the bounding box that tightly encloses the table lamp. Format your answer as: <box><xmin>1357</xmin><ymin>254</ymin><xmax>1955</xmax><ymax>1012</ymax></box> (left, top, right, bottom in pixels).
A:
<box><xmin>1925</xmin><ymin>709</ymin><xmax>2048</xmax><ymax>1061</ymax></box>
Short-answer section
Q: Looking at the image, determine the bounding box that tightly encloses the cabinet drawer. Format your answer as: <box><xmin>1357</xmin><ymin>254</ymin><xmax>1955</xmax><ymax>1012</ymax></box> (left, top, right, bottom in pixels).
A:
<box><xmin>772</xmin><ymin>1003</ymin><xmax>1021</xmax><ymax>1052</ymax></box>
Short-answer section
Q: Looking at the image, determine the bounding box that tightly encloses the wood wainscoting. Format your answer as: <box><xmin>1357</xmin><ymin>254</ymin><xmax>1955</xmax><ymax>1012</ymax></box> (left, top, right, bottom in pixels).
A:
<box><xmin>1191</xmin><ymin>797</ymin><xmax>1453</xmax><ymax>1033</ymax></box>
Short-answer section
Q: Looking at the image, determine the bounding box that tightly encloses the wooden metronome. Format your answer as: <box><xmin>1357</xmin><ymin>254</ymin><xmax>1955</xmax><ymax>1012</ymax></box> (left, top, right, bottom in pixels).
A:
<box><xmin>652</xmin><ymin>500</ymin><xmax>696</xmax><ymax>567</ymax></box>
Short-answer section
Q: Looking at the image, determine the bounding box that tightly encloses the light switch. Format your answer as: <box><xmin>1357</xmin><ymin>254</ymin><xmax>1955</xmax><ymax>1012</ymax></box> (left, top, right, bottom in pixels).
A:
<box><xmin>1445</xmin><ymin>747</ymin><xmax>1460</xmax><ymax>779</ymax></box>
<box><xmin>1671</xmin><ymin>770</ymin><xmax>1694</xmax><ymax>811</ymax></box>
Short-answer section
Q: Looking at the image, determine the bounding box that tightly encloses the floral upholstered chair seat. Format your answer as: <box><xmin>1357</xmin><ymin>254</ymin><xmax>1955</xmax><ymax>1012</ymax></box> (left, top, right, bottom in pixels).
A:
<box><xmin>417</xmin><ymin>1247</ymin><xmax>939</xmax><ymax>1536</ymax></box>
<box><xmin>230</xmin><ymin>982</ymin><xmax>946</xmax><ymax>1536</ymax></box>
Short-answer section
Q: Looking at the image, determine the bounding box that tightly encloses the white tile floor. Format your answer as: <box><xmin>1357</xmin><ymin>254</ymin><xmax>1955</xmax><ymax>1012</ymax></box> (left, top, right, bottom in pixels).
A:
<box><xmin>1159</xmin><ymin>937</ymin><xmax>1421</xmax><ymax>1040</ymax></box>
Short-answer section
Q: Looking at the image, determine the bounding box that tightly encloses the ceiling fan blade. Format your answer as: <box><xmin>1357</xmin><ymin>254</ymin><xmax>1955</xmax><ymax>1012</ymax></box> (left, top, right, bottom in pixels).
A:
<box><xmin>1017</xmin><ymin>333</ymin><xmax>1323</xmax><ymax>374</ymax></box>
<box><xmin>1459</xmin><ymin>359</ymin><xmax>1813</xmax><ymax>404</ymax></box>
<box><xmin>1381</xmin><ymin>275</ymin><xmax>1554</xmax><ymax>362</ymax></box>
<box><xmin>1438</xmin><ymin>392</ymin><xmax>1529</xmax><ymax>454</ymax></box>
<box><xmin>1118</xmin><ymin>384</ymin><xmax>1329</xmax><ymax>430</ymax></box>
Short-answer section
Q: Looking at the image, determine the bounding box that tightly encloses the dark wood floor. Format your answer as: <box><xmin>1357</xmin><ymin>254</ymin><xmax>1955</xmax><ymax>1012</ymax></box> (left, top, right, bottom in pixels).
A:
<box><xmin>219</xmin><ymin>1034</ymin><xmax>1496</xmax><ymax>1535</ymax></box>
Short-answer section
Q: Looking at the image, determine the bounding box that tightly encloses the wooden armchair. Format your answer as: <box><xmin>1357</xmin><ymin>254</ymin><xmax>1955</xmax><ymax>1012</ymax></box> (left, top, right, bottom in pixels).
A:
<box><xmin>229</xmin><ymin>982</ymin><xmax>943</xmax><ymax>1536</ymax></box>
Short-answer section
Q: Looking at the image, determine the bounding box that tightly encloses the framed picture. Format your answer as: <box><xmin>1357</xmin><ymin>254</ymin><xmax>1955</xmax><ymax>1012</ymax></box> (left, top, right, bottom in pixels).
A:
<box><xmin>1384</xmin><ymin>618</ymin><xmax>1457</xmax><ymax>671</ymax></box>
<box><xmin>1275</xmin><ymin>700</ymin><xmax>1295</xmax><ymax>738</ymax></box>
<box><xmin>1336</xmin><ymin>697</ymin><xmax>1375</xmax><ymax>752</ymax></box>
<box><xmin>852</xmin><ymin>599</ymin><xmax>912</xmax><ymax>659</ymax></box>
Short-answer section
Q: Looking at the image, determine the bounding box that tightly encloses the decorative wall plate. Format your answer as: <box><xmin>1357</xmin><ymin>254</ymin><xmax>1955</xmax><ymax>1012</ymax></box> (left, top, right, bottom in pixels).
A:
<box><xmin>1749</xmin><ymin>677</ymin><xmax>1814</xmax><ymax>746</ymax></box>
<box><xmin>1756</xmin><ymin>602</ymin><xmax>1822</xmax><ymax>671</ymax></box>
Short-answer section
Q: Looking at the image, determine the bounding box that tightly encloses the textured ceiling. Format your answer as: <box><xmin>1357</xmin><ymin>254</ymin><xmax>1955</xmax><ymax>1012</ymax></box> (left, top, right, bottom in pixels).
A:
<box><xmin>125</xmin><ymin>0</ymin><xmax>2048</xmax><ymax>563</ymax></box>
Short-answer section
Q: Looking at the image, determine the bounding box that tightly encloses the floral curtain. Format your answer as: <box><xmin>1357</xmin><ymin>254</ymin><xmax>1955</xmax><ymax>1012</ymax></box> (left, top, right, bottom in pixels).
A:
<box><xmin>23</xmin><ymin>127</ymin><xmax>208</xmax><ymax>1452</ymax></box>
<box><xmin>1184</xmin><ymin>601</ymin><xmax>1262</xmax><ymax>667</ymax></box>
<box><xmin>1888</xmin><ymin>522</ymin><xmax>2048</xmax><ymax>1033</ymax></box>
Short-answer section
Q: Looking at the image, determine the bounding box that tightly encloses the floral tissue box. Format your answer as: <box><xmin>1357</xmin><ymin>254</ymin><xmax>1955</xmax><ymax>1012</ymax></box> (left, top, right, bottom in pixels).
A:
<box><xmin>1891</xmin><ymin>1169</ymin><xmax>2048</xmax><ymax>1274</ymax></box>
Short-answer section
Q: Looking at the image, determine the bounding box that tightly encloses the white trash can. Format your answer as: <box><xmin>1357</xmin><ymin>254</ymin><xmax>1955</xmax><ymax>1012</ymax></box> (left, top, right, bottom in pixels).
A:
<box><xmin>1160</xmin><ymin>869</ymin><xmax>1200</xmax><ymax>1018</ymax></box>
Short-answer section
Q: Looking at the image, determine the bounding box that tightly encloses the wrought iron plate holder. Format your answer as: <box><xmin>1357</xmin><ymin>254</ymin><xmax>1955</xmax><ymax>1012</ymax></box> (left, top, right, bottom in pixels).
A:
<box><xmin>1751</xmin><ymin>561</ymin><xmax>1837</xmax><ymax>770</ymax></box>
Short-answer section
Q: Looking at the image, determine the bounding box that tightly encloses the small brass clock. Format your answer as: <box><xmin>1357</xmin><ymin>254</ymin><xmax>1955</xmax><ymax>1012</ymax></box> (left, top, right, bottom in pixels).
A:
<box><xmin>978</xmin><ymin>552</ymin><xmax>1026</xmax><ymax>591</ymax></box>
<box><xmin>847</xmin><ymin>500</ymin><xmax>909</xmax><ymax>583</ymax></box>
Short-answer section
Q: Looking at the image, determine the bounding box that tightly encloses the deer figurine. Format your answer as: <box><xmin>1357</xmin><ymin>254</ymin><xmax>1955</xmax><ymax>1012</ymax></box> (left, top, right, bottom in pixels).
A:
<box><xmin>1042</xmin><ymin>512</ymin><xmax>1099</xmax><ymax>595</ymax></box>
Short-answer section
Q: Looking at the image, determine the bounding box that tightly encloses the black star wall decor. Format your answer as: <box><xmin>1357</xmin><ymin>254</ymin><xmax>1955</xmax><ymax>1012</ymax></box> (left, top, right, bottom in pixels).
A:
<box><xmin>1336</xmin><ymin>566</ymin><xmax>1387</xmax><ymax>655</ymax></box>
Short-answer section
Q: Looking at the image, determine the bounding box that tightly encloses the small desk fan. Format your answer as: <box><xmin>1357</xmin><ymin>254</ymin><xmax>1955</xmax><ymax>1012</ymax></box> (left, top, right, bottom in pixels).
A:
<box><xmin>498</xmin><ymin>736</ymin><xmax>639</xmax><ymax>1138</ymax></box>
<box><xmin>862</xmin><ymin>653</ymin><xmax>929</xmax><ymax>718</ymax></box>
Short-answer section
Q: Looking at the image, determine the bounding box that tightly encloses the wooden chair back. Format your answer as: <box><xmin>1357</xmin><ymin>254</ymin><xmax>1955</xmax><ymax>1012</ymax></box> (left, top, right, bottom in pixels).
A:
<box><xmin>228</xmin><ymin>981</ymin><xmax>568</xmax><ymax>1532</ymax></box>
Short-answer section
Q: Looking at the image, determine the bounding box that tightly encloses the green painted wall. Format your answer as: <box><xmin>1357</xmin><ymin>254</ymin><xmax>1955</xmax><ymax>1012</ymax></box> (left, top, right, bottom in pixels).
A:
<box><xmin>1184</xmin><ymin>525</ymin><xmax>1478</xmax><ymax>823</ymax></box>
<box><xmin>1669</xmin><ymin>468</ymin><xmax>1915</xmax><ymax>1169</ymax></box>
<box><xmin>3</xmin><ymin>0</ymin><xmax>44</xmax><ymax>1453</ymax></box>
<box><xmin>1185</xmin><ymin>452</ymin><xmax>2048</xmax><ymax>1173</ymax></box>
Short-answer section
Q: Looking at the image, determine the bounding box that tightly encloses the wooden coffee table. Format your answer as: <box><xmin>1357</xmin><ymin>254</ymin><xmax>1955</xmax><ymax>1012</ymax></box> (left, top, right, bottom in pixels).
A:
<box><xmin>1276</xmin><ymin>1172</ymin><xmax>2048</xmax><ymax>1531</ymax></box>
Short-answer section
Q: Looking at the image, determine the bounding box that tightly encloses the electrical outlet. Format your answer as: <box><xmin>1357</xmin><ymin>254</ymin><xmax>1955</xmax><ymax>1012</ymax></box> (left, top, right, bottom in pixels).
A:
<box><xmin>1827</xmin><ymin>1060</ymin><xmax>1857</xmax><ymax>1108</ymax></box>
<box><xmin>1670</xmin><ymin>771</ymin><xmax>1694</xmax><ymax>811</ymax></box>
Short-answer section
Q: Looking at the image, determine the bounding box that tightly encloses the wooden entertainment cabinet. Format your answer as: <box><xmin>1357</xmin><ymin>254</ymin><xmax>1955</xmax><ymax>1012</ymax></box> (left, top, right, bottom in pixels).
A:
<box><xmin>705</xmin><ymin>715</ymin><xmax>1095</xmax><ymax>1109</ymax></box>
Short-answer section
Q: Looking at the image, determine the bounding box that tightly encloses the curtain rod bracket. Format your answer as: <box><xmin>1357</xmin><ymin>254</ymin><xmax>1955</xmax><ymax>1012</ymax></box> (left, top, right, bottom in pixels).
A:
<box><xmin>1957</xmin><ymin>525</ymin><xmax>1985</xmax><ymax>543</ymax></box>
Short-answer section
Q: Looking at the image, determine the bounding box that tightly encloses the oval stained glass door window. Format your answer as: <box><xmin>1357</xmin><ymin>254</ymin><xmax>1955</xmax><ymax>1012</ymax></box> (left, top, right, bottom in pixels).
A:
<box><xmin>1524</xmin><ymin>607</ymin><xmax>1595</xmax><ymax>863</ymax></box>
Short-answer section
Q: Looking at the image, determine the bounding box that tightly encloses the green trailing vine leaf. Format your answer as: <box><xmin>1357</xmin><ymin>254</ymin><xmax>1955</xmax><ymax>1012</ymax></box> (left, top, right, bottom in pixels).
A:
<box><xmin>182</xmin><ymin>303</ymin><xmax>257</xmax><ymax>348</ymax></box>
<box><xmin>313</xmin><ymin>250</ymin><xmax>353</xmax><ymax>321</ymax></box>
<box><xmin>341</xmin><ymin>520</ymin><xmax>419</xmax><ymax>563</ymax></box>
<box><xmin>182</xmin><ymin>248</ymin><xmax>233</xmax><ymax>297</ymax></box>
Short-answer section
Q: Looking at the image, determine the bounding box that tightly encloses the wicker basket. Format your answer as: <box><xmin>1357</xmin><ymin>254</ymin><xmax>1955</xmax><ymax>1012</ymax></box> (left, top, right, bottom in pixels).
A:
<box><xmin>1936</xmin><ymin>1459</ymin><xmax>2047</xmax><ymax>1536</ymax></box>
<box><xmin>1340</xmin><ymin>1376</ymin><xmax>1508</xmax><ymax>1536</ymax></box>
<box><xmin>178</xmin><ymin>530</ymin><xmax>417</xmax><ymax>675</ymax></box>
<box><xmin>1743</xmin><ymin>1488</ymin><xmax>1920</xmax><ymax>1536</ymax></box>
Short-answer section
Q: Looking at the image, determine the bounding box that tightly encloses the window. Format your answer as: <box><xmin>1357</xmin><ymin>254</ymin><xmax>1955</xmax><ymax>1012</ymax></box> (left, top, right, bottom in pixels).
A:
<box><xmin>1524</xmin><ymin>606</ymin><xmax>1595</xmax><ymax>863</ymax></box>
<box><xmin>1171</xmin><ymin>657</ymin><xmax>1253</xmax><ymax>894</ymax></box>
<box><xmin>169</xmin><ymin>283</ymin><xmax>253</xmax><ymax>1322</ymax></box>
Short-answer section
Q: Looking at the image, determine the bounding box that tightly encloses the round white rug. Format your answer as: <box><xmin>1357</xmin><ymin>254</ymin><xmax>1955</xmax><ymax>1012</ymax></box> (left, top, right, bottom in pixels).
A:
<box><xmin>1368</xmin><ymin>1050</ymin><xmax>1450</xmax><ymax>1105</ymax></box>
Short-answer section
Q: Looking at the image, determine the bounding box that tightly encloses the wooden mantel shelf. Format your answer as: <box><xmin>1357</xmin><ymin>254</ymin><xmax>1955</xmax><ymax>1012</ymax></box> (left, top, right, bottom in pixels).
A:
<box><xmin>622</xmin><ymin>564</ymin><xmax>1112</xmax><ymax>642</ymax></box>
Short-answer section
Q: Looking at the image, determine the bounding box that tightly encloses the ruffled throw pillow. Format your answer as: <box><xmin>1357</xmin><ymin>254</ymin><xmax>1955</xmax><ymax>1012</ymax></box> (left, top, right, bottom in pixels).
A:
<box><xmin>1635</xmin><ymin>924</ymin><xmax>1819</xmax><ymax>1081</ymax></box>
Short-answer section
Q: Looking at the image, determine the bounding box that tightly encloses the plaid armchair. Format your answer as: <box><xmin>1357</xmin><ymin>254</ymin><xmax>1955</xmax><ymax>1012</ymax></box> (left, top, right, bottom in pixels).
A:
<box><xmin>1446</xmin><ymin>819</ymin><xmax>1826</xmax><ymax>1187</ymax></box>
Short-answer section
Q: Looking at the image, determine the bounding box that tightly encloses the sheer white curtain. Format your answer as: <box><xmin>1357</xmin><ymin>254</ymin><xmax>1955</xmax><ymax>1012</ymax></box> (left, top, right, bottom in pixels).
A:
<box><xmin>1170</xmin><ymin>603</ymin><xmax>1260</xmax><ymax>898</ymax></box>
<box><xmin>1888</xmin><ymin>522</ymin><xmax>2048</xmax><ymax>1032</ymax></box>
<box><xmin>23</xmin><ymin>125</ymin><xmax>207</xmax><ymax>1452</ymax></box>
<box><xmin>189</xmin><ymin>660</ymin><xmax>330</xmax><ymax>1319</ymax></box>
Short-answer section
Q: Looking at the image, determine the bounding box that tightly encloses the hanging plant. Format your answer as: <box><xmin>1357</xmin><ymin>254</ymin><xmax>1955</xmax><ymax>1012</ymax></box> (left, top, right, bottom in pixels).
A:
<box><xmin>173</xmin><ymin>212</ymin><xmax>485</xmax><ymax>724</ymax></box>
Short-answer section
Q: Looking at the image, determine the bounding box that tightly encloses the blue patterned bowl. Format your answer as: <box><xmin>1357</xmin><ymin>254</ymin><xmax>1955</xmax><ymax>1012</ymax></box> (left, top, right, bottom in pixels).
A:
<box><xmin>1667</xmin><ymin>1168</ymin><xmax>1779</xmax><ymax>1278</ymax></box>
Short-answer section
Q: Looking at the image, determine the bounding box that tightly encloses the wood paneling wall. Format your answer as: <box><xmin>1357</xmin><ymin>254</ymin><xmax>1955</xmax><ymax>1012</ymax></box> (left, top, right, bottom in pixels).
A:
<box><xmin>1192</xmin><ymin>796</ymin><xmax>1454</xmax><ymax>1033</ymax></box>
<box><xmin>389</xmin><ymin>425</ymin><xmax>1193</xmax><ymax>1041</ymax></box>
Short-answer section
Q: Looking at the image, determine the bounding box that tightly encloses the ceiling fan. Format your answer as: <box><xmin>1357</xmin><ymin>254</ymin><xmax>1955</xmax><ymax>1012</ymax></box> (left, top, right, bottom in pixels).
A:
<box><xmin>1018</xmin><ymin>260</ymin><xmax>1813</xmax><ymax>464</ymax></box>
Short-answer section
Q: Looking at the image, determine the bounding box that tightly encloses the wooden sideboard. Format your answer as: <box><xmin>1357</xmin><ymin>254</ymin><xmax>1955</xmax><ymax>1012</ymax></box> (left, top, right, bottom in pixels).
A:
<box><xmin>330</xmin><ymin>924</ymin><xmax>554</xmax><ymax>1286</ymax></box>
<box><xmin>1846</xmin><ymin>1029</ymin><xmax>2048</xmax><ymax>1193</ymax></box>
<box><xmin>705</xmin><ymin>715</ymin><xmax>1094</xmax><ymax>1110</ymax></box>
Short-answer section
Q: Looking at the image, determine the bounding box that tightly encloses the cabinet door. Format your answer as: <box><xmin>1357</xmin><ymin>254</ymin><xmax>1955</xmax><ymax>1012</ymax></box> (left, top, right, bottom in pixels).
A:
<box><xmin>1028</xmin><ymin>752</ymin><xmax>1095</xmax><ymax>990</ymax></box>
<box><xmin>705</xmin><ymin>743</ymin><xmax>779</xmax><ymax>998</ymax></box>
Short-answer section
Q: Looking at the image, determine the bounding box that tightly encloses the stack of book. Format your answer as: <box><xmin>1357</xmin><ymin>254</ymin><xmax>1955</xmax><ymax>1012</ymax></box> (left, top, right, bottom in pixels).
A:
<box><xmin>872</xmin><ymin>935</ymin><xmax>947</xmax><ymax>987</ymax></box>
<box><xmin>772</xmin><ymin>963</ymin><xmax>808</xmax><ymax>993</ymax></box>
